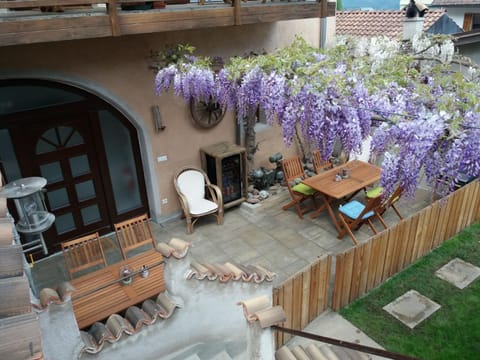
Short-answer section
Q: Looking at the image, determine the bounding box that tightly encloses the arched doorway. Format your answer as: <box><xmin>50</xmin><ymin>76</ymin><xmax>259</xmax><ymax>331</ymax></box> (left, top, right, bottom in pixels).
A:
<box><xmin>0</xmin><ymin>79</ymin><xmax>150</xmax><ymax>256</ymax></box>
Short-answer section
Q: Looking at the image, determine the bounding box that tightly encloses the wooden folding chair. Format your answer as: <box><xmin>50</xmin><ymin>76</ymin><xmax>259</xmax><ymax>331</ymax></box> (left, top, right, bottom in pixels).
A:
<box><xmin>312</xmin><ymin>149</ymin><xmax>333</xmax><ymax>174</ymax></box>
<box><xmin>61</xmin><ymin>232</ymin><xmax>107</xmax><ymax>279</ymax></box>
<box><xmin>366</xmin><ymin>186</ymin><xmax>403</xmax><ymax>220</ymax></box>
<box><xmin>281</xmin><ymin>156</ymin><xmax>317</xmax><ymax>219</ymax></box>
<box><xmin>114</xmin><ymin>214</ymin><xmax>156</xmax><ymax>260</ymax></box>
<box><xmin>337</xmin><ymin>195</ymin><xmax>388</xmax><ymax>245</ymax></box>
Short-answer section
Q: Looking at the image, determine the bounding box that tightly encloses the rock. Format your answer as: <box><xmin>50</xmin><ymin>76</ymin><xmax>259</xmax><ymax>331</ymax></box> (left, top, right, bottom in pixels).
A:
<box><xmin>259</xmin><ymin>190</ymin><xmax>269</xmax><ymax>199</ymax></box>
<box><xmin>269</xmin><ymin>185</ymin><xmax>280</xmax><ymax>195</ymax></box>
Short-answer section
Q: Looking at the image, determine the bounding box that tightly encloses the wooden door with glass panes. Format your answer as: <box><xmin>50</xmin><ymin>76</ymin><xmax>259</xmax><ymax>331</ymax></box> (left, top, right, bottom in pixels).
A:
<box><xmin>10</xmin><ymin>110</ymin><xmax>110</xmax><ymax>253</ymax></box>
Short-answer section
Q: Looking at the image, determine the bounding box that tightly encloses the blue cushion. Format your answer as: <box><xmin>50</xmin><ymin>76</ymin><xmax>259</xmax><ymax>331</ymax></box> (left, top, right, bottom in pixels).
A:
<box><xmin>292</xmin><ymin>183</ymin><xmax>316</xmax><ymax>196</ymax></box>
<box><xmin>339</xmin><ymin>200</ymin><xmax>374</xmax><ymax>220</ymax></box>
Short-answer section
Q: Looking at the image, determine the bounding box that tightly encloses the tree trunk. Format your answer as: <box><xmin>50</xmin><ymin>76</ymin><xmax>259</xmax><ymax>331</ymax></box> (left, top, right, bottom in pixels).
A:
<box><xmin>244</xmin><ymin>107</ymin><xmax>258</xmax><ymax>171</ymax></box>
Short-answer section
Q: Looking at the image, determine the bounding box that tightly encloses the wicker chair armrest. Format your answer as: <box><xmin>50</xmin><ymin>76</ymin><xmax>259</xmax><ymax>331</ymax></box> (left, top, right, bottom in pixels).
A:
<box><xmin>206</xmin><ymin>183</ymin><xmax>223</xmax><ymax>206</ymax></box>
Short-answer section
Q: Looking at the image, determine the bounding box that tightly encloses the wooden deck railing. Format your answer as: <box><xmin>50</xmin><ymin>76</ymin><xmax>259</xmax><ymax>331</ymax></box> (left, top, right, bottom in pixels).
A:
<box><xmin>273</xmin><ymin>181</ymin><xmax>480</xmax><ymax>349</ymax></box>
<box><xmin>0</xmin><ymin>0</ymin><xmax>334</xmax><ymax>46</ymax></box>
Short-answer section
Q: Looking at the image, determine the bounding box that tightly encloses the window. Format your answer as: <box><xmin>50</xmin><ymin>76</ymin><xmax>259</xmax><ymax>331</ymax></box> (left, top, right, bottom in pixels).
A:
<box><xmin>474</xmin><ymin>14</ymin><xmax>480</xmax><ymax>29</ymax></box>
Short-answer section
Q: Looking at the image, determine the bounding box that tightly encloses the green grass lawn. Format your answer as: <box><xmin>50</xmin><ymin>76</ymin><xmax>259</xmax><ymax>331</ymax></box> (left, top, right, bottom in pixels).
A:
<box><xmin>340</xmin><ymin>221</ymin><xmax>480</xmax><ymax>360</ymax></box>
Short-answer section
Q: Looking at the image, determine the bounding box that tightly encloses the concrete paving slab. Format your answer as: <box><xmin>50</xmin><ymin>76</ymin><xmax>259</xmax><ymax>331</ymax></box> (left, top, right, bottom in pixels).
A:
<box><xmin>383</xmin><ymin>289</ymin><xmax>441</xmax><ymax>329</ymax></box>
<box><xmin>435</xmin><ymin>257</ymin><xmax>480</xmax><ymax>289</ymax></box>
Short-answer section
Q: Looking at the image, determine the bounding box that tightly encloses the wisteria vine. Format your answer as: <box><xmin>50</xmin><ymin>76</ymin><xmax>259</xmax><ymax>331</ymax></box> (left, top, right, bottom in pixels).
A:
<box><xmin>154</xmin><ymin>35</ymin><xmax>480</xmax><ymax>199</ymax></box>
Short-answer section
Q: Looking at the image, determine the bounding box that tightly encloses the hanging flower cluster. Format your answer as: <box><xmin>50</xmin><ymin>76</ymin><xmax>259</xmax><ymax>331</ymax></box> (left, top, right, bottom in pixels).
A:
<box><xmin>154</xmin><ymin>35</ymin><xmax>480</xmax><ymax>199</ymax></box>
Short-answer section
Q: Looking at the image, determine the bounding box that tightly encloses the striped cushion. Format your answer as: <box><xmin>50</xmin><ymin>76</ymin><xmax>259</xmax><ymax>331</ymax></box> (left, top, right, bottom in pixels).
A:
<box><xmin>339</xmin><ymin>200</ymin><xmax>374</xmax><ymax>220</ymax></box>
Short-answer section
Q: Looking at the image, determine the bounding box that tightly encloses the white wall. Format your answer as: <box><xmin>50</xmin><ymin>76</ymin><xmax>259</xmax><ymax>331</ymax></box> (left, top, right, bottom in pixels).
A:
<box><xmin>458</xmin><ymin>43</ymin><xmax>480</xmax><ymax>64</ymax></box>
<box><xmin>440</xmin><ymin>6</ymin><xmax>478</xmax><ymax>28</ymax></box>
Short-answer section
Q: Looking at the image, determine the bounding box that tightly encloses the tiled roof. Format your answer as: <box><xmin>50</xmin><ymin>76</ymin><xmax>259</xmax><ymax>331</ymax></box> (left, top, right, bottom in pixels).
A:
<box><xmin>431</xmin><ymin>0</ymin><xmax>480</xmax><ymax>6</ymax></box>
<box><xmin>336</xmin><ymin>9</ymin><xmax>447</xmax><ymax>38</ymax></box>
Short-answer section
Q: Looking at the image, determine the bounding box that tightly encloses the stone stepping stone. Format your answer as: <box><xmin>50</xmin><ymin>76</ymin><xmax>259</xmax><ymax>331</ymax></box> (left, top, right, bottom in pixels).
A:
<box><xmin>435</xmin><ymin>258</ymin><xmax>480</xmax><ymax>289</ymax></box>
<box><xmin>383</xmin><ymin>290</ymin><xmax>441</xmax><ymax>329</ymax></box>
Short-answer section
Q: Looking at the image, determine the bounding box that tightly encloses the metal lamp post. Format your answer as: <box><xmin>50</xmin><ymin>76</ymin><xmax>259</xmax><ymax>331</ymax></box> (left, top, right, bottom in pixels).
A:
<box><xmin>0</xmin><ymin>177</ymin><xmax>55</xmax><ymax>255</ymax></box>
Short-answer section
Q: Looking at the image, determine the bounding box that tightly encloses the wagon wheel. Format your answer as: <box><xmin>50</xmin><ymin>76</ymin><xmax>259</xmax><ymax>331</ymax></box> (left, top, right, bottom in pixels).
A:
<box><xmin>189</xmin><ymin>97</ymin><xmax>226</xmax><ymax>129</ymax></box>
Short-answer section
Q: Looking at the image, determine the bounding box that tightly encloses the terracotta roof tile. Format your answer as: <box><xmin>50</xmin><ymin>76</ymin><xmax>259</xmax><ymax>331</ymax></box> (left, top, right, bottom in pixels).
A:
<box><xmin>336</xmin><ymin>9</ymin><xmax>447</xmax><ymax>38</ymax></box>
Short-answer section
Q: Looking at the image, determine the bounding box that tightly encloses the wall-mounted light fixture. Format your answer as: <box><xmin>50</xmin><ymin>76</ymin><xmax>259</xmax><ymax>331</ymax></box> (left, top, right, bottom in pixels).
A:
<box><xmin>152</xmin><ymin>105</ymin><xmax>166</xmax><ymax>132</ymax></box>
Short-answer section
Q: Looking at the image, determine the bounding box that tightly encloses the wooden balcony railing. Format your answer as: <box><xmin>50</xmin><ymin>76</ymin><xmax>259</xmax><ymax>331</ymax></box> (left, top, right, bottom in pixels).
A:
<box><xmin>0</xmin><ymin>0</ymin><xmax>335</xmax><ymax>46</ymax></box>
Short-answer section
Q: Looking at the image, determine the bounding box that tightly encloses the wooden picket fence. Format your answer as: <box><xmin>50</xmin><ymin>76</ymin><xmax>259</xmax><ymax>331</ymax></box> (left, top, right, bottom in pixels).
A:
<box><xmin>273</xmin><ymin>255</ymin><xmax>332</xmax><ymax>347</ymax></box>
<box><xmin>272</xmin><ymin>181</ymin><xmax>480</xmax><ymax>348</ymax></box>
<box><xmin>332</xmin><ymin>180</ymin><xmax>480</xmax><ymax>311</ymax></box>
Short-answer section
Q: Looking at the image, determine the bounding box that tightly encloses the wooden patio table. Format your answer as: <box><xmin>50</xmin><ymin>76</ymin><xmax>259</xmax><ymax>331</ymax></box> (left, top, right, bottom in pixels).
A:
<box><xmin>70</xmin><ymin>248</ymin><xmax>165</xmax><ymax>329</ymax></box>
<box><xmin>302</xmin><ymin>160</ymin><xmax>381</xmax><ymax>235</ymax></box>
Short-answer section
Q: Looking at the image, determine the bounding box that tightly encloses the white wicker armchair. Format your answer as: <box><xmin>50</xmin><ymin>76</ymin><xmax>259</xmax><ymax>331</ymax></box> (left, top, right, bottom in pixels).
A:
<box><xmin>173</xmin><ymin>166</ymin><xmax>224</xmax><ymax>234</ymax></box>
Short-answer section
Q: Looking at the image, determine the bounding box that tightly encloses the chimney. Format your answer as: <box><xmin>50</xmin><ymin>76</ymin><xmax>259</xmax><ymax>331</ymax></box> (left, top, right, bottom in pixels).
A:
<box><xmin>403</xmin><ymin>0</ymin><xmax>428</xmax><ymax>41</ymax></box>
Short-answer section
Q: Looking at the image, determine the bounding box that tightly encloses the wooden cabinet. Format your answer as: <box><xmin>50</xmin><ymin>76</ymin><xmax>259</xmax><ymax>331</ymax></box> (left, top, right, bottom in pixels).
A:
<box><xmin>200</xmin><ymin>142</ymin><xmax>247</xmax><ymax>209</ymax></box>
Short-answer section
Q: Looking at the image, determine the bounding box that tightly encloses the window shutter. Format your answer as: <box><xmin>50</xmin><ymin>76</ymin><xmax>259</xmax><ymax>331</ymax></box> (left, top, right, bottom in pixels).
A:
<box><xmin>464</xmin><ymin>14</ymin><xmax>473</xmax><ymax>31</ymax></box>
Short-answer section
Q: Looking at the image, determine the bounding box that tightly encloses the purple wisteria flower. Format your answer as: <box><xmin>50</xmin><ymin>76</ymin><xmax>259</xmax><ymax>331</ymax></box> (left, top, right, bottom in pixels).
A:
<box><xmin>152</xmin><ymin>39</ymin><xmax>480</xmax><ymax>199</ymax></box>
<box><xmin>155</xmin><ymin>65</ymin><xmax>178</xmax><ymax>95</ymax></box>
<box><xmin>376</xmin><ymin>113</ymin><xmax>447</xmax><ymax>198</ymax></box>
<box><xmin>215</xmin><ymin>69</ymin><xmax>237</xmax><ymax>109</ymax></box>
<box><xmin>179</xmin><ymin>65</ymin><xmax>215</xmax><ymax>103</ymax></box>
<box><xmin>236</xmin><ymin>66</ymin><xmax>264</xmax><ymax>120</ymax></box>
<box><xmin>260</xmin><ymin>71</ymin><xmax>286</xmax><ymax>125</ymax></box>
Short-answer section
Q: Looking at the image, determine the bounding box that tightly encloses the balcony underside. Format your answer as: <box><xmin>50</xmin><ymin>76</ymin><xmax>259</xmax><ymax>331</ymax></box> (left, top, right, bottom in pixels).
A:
<box><xmin>0</xmin><ymin>0</ymin><xmax>335</xmax><ymax>47</ymax></box>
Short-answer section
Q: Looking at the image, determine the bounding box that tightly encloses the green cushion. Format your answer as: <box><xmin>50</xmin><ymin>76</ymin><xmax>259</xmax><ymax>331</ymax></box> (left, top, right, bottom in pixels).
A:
<box><xmin>292</xmin><ymin>183</ymin><xmax>316</xmax><ymax>196</ymax></box>
<box><xmin>366</xmin><ymin>186</ymin><xmax>383</xmax><ymax>199</ymax></box>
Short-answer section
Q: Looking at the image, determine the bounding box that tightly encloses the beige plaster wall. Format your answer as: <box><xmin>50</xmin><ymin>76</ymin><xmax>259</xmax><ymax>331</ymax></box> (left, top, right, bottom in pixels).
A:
<box><xmin>0</xmin><ymin>18</ymin><xmax>321</xmax><ymax>219</ymax></box>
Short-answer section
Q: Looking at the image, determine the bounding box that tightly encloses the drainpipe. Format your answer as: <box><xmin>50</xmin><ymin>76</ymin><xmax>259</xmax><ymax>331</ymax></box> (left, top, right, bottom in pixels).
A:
<box><xmin>320</xmin><ymin>17</ymin><xmax>327</xmax><ymax>49</ymax></box>
<box><xmin>319</xmin><ymin>0</ymin><xmax>330</xmax><ymax>49</ymax></box>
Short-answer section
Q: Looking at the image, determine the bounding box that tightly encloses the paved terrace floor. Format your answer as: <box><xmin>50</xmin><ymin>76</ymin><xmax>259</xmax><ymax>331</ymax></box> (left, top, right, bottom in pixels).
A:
<box><xmin>32</xmin><ymin>184</ymin><xmax>432</xmax><ymax>292</ymax></box>
<box><xmin>30</xmin><ymin>184</ymin><xmax>433</xmax><ymax>359</ymax></box>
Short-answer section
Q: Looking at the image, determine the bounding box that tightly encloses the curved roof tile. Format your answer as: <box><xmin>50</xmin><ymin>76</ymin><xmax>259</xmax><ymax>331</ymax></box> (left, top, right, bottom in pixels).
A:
<box><xmin>336</xmin><ymin>9</ymin><xmax>447</xmax><ymax>38</ymax></box>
